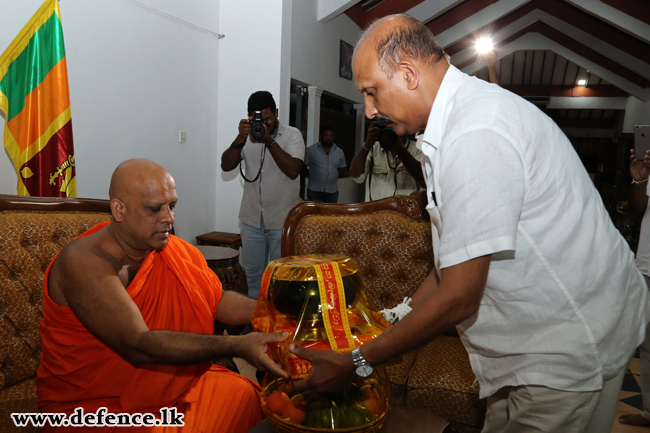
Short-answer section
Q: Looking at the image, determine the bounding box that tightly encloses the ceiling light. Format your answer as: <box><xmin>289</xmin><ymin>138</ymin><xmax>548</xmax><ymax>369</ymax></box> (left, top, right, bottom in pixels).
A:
<box><xmin>476</xmin><ymin>36</ymin><xmax>493</xmax><ymax>54</ymax></box>
<box><xmin>577</xmin><ymin>79</ymin><xmax>587</xmax><ymax>86</ymax></box>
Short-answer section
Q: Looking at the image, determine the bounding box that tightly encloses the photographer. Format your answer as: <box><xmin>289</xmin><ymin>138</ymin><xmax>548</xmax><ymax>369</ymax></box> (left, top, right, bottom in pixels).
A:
<box><xmin>221</xmin><ymin>91</ymin><xmax>304</xmax><ymax>300</ymax></box>
<box><xmin>350</xmin><ymin>120</ymin><xmax>424</xmax><ymax>201</ymax></box>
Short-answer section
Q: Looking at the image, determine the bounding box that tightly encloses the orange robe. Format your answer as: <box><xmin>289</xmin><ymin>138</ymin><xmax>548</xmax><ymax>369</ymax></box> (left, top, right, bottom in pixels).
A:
<box><xmin>37</xmin><ymin>222</ymin><xmax>263</xmax><ymax>432</ymax></box>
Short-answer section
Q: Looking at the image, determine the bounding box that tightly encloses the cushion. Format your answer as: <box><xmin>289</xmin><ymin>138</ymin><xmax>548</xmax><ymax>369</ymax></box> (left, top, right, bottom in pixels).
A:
<box><xmin>0</xmin><ymin>378</ymin><xmax>39</xmax><ymax>433</ymax></box>
<box><xmin>405</xmin><ymin>336</ymin><xmax>485</xmax><ymax>429</ymax></box>
<box><xmin>0</xmin><ymin>211</ymin><xmax>112</xmax><ymax>391</ymax></box>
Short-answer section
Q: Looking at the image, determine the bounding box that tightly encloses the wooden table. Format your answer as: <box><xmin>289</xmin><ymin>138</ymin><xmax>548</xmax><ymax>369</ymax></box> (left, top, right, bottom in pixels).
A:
<box><xmin>196</xmin><ymin>231</ymin><xmax>242</xmax><ymax>250</ymax></box>
<box><xmin>196</xmin><ymin>245</ymin><xmax>248</xmax><ymax>335</ymax></box>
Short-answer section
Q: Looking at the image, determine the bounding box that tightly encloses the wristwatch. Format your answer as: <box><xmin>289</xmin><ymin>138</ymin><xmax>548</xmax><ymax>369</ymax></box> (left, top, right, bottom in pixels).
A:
<box><xmin>351</xmin><ymin>347</ymin><xmax>373</xmax><ymax>377</ymax></box>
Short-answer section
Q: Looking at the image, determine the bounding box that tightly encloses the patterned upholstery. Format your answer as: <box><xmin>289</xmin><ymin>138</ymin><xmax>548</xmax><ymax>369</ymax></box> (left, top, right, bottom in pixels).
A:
<box><xmin>284</xmin><ymin>196</ymin><xmax>485</xmax><ymax>432</ymax></box>
<box><xmin>0</xmin><ymin>208</ymin><xmax>112</xmax><ymax>431</ymax></box>
<box><xmin>406</xmin><ymin>337</ymin><xmax>485</xmax><ymax>433</ymax></box>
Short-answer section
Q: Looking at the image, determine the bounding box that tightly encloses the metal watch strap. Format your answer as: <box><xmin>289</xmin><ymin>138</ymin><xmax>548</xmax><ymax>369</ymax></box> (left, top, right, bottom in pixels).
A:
<box><xmin>352</xmin><ymin>347</ymin><xmax>365</xmax><ymax>365</ymax></box>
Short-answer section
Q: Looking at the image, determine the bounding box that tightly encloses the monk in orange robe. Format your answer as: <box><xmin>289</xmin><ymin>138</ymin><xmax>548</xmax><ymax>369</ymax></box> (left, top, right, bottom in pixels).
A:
<box><xmin>37</xmin><ymin>159</ymin><xmax>287</xmax><ymax>432</ymax></box>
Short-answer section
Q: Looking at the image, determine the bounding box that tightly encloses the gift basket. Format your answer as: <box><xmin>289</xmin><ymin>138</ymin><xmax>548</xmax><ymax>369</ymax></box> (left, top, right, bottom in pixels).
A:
<box><xmin>252</xmin><ymin>254</ymin><xmax>393</xmax><ymax>432</ymax></box>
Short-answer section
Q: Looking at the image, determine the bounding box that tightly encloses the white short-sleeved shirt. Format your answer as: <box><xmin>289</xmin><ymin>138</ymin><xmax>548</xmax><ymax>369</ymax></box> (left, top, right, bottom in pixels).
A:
<box><xmin>238</xmin><ymin>122</ymin><xmax>305</xmax><ymax>229</ymax></box>
<box><xmin>636</xmin><ymin>181</ymin><xmax>650</xmax><ymax>276</ymax></box>
<box><xmin>420</xmin><ymin>65</ymin><xmax>649</xmax><ymax>398</ymax></box>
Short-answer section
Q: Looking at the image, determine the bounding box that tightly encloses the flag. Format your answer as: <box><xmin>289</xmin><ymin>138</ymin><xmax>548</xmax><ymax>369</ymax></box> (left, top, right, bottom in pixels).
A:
<box><xmin>0</xmin><ymin>0</ymin><xmax>76</xmax><ymax>197</ymax></box>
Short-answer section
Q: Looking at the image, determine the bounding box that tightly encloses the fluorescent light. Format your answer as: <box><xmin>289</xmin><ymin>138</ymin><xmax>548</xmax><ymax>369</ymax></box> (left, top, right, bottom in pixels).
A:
<box><xmin>577</xmin><ymin>79</ymin><xmax>587</xmax><ymax>86</ymax></box>
<box><xmin>476</xmin><ymin>36</ymin><xmax>493</xmax><ymax>54</ymax></box>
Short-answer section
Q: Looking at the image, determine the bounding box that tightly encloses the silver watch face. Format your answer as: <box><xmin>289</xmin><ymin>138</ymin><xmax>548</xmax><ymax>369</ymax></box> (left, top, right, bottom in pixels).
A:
<box><xmin>356</xmin><ymin>364</ymin><xmax>373</xmax><ymax>378</ymax></box>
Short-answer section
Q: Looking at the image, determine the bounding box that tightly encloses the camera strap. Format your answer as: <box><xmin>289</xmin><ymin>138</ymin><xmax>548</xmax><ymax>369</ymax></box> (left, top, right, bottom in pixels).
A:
<box><xmin>240</xmin><ymin>144</ymin><xmax>266</xmax><ymax>183</ymax></box>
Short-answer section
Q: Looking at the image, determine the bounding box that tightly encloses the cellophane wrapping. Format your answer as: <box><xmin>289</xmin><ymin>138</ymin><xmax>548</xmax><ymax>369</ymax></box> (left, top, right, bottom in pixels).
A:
<box><xmin>252</xmin><ymin>254</ymin><xmax>393</xmax><ymax>431</ymax></box>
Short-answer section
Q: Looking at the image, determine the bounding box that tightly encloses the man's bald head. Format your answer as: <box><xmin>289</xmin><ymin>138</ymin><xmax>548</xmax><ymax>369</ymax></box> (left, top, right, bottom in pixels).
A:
<box><xmin>108</xmin><ymin>159</ymin><xmax>177</xmax><ymax>252</ymax></box>
<box><xmin>354</xmin><ymin>14</ymin><xmax>445</xmax><ymax>79</ymax></box>
<box><xmin>109</xmin><ymin>159</ymin><xmax>174</xmax><ymax>202</ymax></box>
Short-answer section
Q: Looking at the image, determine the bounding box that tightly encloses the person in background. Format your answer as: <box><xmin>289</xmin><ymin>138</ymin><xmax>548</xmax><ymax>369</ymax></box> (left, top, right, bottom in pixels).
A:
<box><xmin>620</xmin><ymin>148</ymin><xmax>650</xmax><ymax>427</ymax></box>
<box><xmin>349</xmin><ymin>120</ymin><xmax>423</xmax><ymax>201</ymax></box>
<box><xmin>303</xmin><ymin>125</ymin><xmax>347</xmax><ymax>203</ymax></box>
<box><xmin>478</xmin><ymin>49</ymin><xmax>501</xmax><ymax>86</ymax></box>
<box><xmin>221</xmin><ymin>91</ymin><xmax>305</xmax><ymax>300</ymax></box>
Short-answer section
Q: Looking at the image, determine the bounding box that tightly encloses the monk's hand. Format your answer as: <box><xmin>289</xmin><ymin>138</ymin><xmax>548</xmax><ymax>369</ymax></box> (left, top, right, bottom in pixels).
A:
<box><xmin>289</xmin><ymin>344</ymin><xmax>356</xmax><ymax>395</ymax></box>
<box><xmin>239</xmin><ymin>332</ymin><xmax>289</xmax><ymax>378</ymax></box>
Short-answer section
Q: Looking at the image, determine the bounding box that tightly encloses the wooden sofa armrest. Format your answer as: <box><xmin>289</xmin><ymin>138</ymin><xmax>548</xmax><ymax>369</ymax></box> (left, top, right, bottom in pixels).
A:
<box><xmin>0</xmin><ymin>194</ymin><xmax>112</xmax><ymax>213</ymax></box>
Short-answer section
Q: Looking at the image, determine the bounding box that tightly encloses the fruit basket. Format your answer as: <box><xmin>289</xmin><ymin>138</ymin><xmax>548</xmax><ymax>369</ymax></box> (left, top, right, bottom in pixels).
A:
<box><xmin>261</xmin><ymin>371</ymin><xmax>390</xmax><ymax>433</ymax></box>
<box><xmin>252</xmin><ymin>254</ymin><xmax>392</xmax><ymax>431</ymax></box>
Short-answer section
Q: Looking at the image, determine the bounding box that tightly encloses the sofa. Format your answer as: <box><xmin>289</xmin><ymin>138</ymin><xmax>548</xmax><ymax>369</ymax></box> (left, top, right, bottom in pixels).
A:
<box><xmin>0</xmin><ymin>194</ymin><xmax>250</xmax><ymax>432</ymax></box>
<box><xmin>0</xmin><ymin>195</ymin><xmax>114</xmax><ymax>432</ymax></box>
<box><xmin>282</xmin><ymin>192</ymin><xmax>486</xmax><ymax>433</ymax></box>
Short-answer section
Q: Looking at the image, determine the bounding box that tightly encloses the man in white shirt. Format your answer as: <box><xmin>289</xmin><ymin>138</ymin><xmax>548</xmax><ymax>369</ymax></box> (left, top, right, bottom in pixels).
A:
<box><xmin>290</xmin><ymin>14</ymin><xmax>649</xmax><ymax>433</ymax></box>
<box><xmin>350</xmin><ymin>121</ymin><xmax>423</xmax><ymax>201</ymax></box>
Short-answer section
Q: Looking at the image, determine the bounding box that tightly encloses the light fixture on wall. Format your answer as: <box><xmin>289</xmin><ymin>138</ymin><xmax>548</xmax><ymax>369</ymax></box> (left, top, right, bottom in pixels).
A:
<box><xmin>476</xmin><ymin>36</ymin><xmax>494</xmax><ymax>54</ymax></box>
<box><xmin>577</xmin><ymin>79</ymin><xmax>587</xmax><ymax>86</ymax></box>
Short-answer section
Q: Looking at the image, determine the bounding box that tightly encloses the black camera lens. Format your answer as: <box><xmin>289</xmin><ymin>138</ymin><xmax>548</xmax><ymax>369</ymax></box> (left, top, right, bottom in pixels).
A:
<box><xmin>376</xmin><ymin>118</ymin><xmax>397</xmax><ymax>149</ymax></box>
<box><xmin>250</xmin><ymin>111</ymin><xmax>266</xmax><ymax>141</ymax></box>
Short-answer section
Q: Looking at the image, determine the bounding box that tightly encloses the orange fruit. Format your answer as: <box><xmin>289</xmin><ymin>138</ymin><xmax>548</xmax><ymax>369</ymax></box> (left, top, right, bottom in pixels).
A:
<box><xmin>282</xmin><ymin>402</ymin><xmax>307</xmax><ymax>424</ymax></box>
<box><xmin>266</xmin><ymin>391</ymin><xmax>290</xmax><ymax>414</ymax></box>
<box><xmin>359</xmin><ymin>397</ymin><xmax>381</xmax><ymax>417</ymax></box>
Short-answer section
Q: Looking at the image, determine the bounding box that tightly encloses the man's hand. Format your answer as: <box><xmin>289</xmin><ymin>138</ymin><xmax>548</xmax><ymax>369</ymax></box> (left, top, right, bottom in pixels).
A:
<box><xmin>364</xmin><ymin>122</ymin><xmax>382</xmax><ymax>149</ymax></box>
<box><xmin>289</xmin><ymin>345</ymin><xmax>356</xmax><ymax>395</ymax></box>
<box><xmin>238</xmin><ymin>332</ymin><xmax>290</xmax><ymax>378</ymax></box>
<box><xmin>237</xmin><ymin>119</ymin><xmax>251</xmax><ymax>143</ymax></box>
<box><xmin>630</xmin><ymin>148</ymin><xmax>650</xmax><ymax>181</ymax></box>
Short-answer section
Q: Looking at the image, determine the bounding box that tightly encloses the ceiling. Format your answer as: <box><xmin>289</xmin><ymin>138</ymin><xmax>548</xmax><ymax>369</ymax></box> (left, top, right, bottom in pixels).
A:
<box><xmin>318</xmin><ymin>0</ymin><xmax>650</xmax><ymax>133</ymax></box>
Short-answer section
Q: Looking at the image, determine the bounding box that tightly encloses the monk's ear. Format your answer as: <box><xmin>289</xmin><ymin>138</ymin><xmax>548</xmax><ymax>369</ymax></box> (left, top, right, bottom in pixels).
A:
<box><xmin>399</xmin><ymin>60</ymin><xmax>420</xmax><ymax>91</ymax></box>
<box><xmin>111</xmin><ymin>198</ymin><xmax>126</xmax><ymax>222</ymax></box>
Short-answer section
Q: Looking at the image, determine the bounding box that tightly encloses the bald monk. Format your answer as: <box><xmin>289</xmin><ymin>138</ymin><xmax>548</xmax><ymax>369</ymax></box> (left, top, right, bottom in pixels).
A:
<box><xmin>37</xmin><ymin>159</ymin><xmax>287</xmax><ymax>432</ymax></box>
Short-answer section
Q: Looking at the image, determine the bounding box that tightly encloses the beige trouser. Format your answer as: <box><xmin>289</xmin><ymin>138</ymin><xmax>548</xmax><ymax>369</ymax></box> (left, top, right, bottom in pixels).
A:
<box><xmin>481</xmin><ymin>366</ymin><xmax>628</xmax><ymax>433</ymax></box>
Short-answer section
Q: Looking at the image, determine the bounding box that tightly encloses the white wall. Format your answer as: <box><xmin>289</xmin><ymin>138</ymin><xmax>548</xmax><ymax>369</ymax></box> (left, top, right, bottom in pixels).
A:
<box><xmin>291</xmin><ymin>0</ymin><xmax>364</xmax><ymax>203</ymax></box>
<box><xmin>215</xmin><ymin>0</ymin><xmax>292</xmax><ymax>233</ymax></box>
<box><xmin>291</xmin><ymin>0</ymin><xmax>363</xmax><ymax>104</ymax></box>
<box><xmin>0</xmin><ymin>0</ymin><xmax>221</xmax><ymax>242</ymax></box>
<box><xmin>0</xmin><ymin>0</ymin><xmax>360</xmax><ymax>239</ymax></box>
<box><xmin>623</xmin><ymin>96</ymin><xmax>650</xmax><ymax>133</ymax></box>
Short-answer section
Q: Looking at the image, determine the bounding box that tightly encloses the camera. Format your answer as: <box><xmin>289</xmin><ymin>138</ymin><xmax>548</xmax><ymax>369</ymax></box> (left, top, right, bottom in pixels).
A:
<box><xmin>249</xmin><ymin>111</ymin><xmax>267</xmax><ymax>141</ymax></box>
<box><xmin>376</xmin><ymin>118</ymin><xmax>398</xmax><ymax>149</ymax></box>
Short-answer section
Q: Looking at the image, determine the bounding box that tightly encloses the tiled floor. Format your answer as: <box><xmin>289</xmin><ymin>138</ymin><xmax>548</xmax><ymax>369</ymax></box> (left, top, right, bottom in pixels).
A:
<box><xmin>612</xmin><ymin>355</ymin><xmax>649</xmax><ymax>433</ymax></box>
<box><xmin>235</xmin><ymin>355</ymin><xmax>650</xmax><ymax>433</ymax></box>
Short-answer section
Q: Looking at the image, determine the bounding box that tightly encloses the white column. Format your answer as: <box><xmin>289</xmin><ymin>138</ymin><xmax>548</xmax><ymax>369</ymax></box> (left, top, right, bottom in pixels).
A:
<box><xmin>307</xmin><ymin>86</ymin><xmax>323</xmax><ymax>147</ymax></box>
<box><xmin>354</xmin><ymin>103</ymin><xmax>366</xmax><ymax>152</ymax></box>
